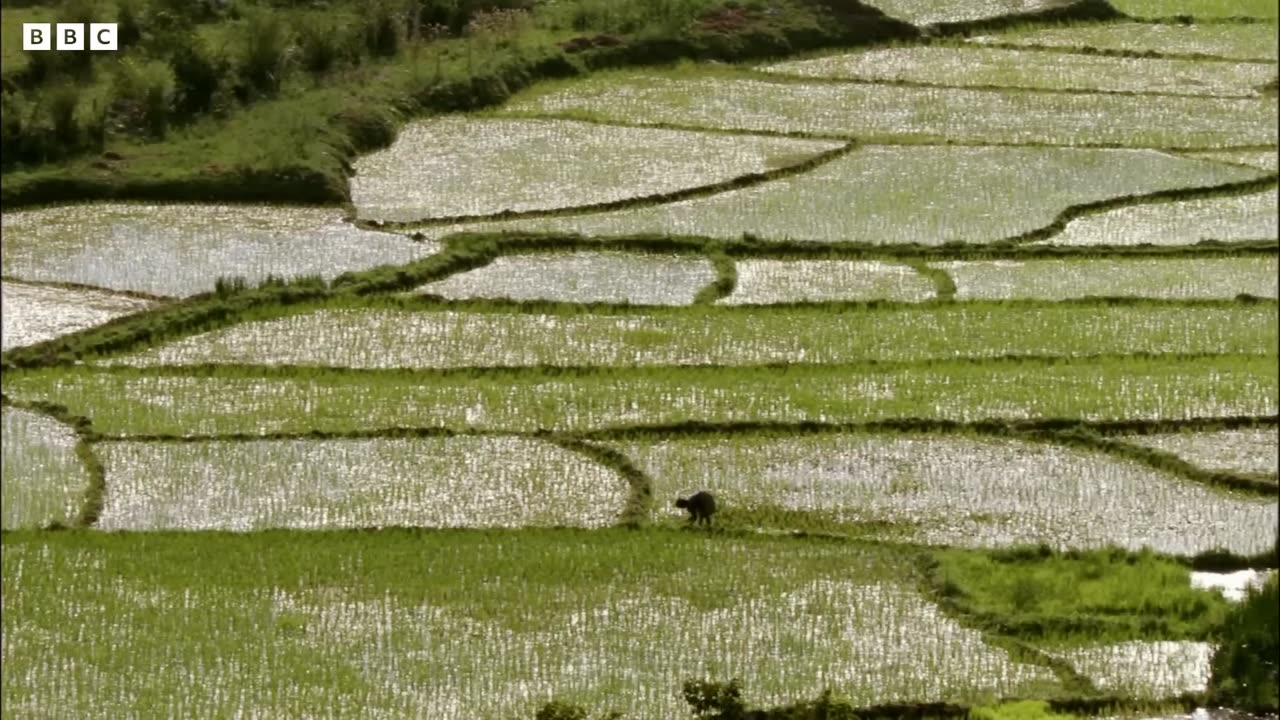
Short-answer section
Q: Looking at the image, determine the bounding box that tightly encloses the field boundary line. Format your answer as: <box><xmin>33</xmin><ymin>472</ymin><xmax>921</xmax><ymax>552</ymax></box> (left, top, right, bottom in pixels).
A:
<box><xmin>954</xmin><ymin>39</ymin><xmax>1277</xmax><ymax>65</ymax></box>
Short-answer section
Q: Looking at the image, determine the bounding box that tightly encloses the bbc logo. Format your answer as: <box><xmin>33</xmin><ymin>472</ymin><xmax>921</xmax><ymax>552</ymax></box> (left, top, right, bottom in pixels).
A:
<box><xmin>23</xmin><ymin>23</ymin><xmax>119</xmax><ymax>51</ymax></box>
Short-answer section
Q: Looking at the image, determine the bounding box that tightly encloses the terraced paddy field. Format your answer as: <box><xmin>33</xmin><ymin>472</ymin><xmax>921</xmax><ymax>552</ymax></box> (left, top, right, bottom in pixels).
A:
<box><xmin>2</xmin><ymin>2</ymin><xmax>1278</xmax><ymax>718</ymax></box>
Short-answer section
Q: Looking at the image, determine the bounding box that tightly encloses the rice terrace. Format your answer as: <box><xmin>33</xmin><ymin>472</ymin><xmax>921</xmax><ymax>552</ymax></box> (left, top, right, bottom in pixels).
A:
<box><xmin>2</xmin><ymin>0</ymin><xmax>1278</xmax><ymax>717</ymax></box>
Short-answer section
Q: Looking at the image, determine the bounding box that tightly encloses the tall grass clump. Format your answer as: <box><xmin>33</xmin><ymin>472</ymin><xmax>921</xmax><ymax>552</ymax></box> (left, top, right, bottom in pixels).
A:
<box><xmin>111</xmin><ymin>58</ymin><xmax>177</xmax><ymax>138</ymax></box>
<box><xmin>239</xmin><ymin>11</ymin><xmax>294</xmax><ymax>95</ymax></box>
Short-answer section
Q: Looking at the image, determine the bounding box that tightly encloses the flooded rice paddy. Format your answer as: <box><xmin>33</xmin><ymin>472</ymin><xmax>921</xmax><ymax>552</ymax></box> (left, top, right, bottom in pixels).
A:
<box><xmin>1047</xmin><ymin>189</ymin><xmax>1278</xmax><ymax>246</ymax></box>
<box><xmin>0</xmin><ymin>407</ymin><xmax>87</xmax><ymax>530</ymax></box>
<box><xmin>350</xmin><ymin>116</ymin><xmax>842</xmax><ymax>222</ymax></box>
<box><xmin>1</xmin><ymin>9</ymin><xmax>1277</xmax><ymax>716</ymax></box>
<box><xmin>438</xmin><ymin>146</ymin><xmax>1261</xmax><ymax>244</ymax></box>
<box><xmin>932</xmin><ymin>257</ymin><xmax>1279</xmax><ymax>300</ymax></box>
<box><xmin>500</xmin><ymin>70</ymin><xmax>1278</xmax><ymax>146</ymax></box>
<box><xmin>617</xmin><ymin>434</ymin><xmax>1278</xmax><ymax>555</ymax></box>
<box><xmin>1</xmin><ymin>280</ymin><xmax>158</xmax><ymax>351</ymax></box>
<box><xmin>1117</xmin><ymin>429</ymin><xmax>1280</xmax><ymax>477</ymax></box>
<box><xmin>0</xmin><ymin>204</ymin><xmax>438</xmax><ymax>297</ymax></box>
<box><xmin>719</xmin><ymin>260</ymin><xmax>936</xmax><ymax>304</ymax></box>
<box><xmin>762</xmin><ymin>46</ymin><xmax>1276</xmax><ymax>96</ymax></box>
<box><xmin>95</xmin><ymin>437</ymin><xmax>628</xmax><ymax>530</ymax></box>
<box><xmin>965</xmin><ymin>22</ymin><xmax>1279</xmax><ymax>61</ymax></box>
<box><xmin>410</xmin><ymin>251</ymin><xmax>715</xmax><ymax>304</ymax></box>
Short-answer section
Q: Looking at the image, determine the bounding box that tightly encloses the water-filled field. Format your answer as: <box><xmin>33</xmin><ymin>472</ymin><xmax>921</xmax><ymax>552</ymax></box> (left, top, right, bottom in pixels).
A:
<box><xmin>2</xmin><ymin>3</ymin><xmax>1277</xmax><ymax>717</ymax></box>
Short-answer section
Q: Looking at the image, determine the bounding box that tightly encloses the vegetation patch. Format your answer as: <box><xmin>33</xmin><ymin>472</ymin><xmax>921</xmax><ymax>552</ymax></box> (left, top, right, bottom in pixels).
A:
<box><xmin>0</xmin><ymin>405</ymin><xmax>89</xmax><ymax>530</ymax></box>
<box><xmin>1</xmin><ymin>203</ymin><xmax>437</xmax><ymax>297</ymax></box>
<box><xmin>99</xmin><ymin>302</ymin><xmax>1279</xmax><ymax>369</ymax></box>
<box><xmin>1047</xmin><ymin>188</ymin><xmax>1277</xmax><ymax>246</ymax></box>
<box><xmin>410</xmin><ymin>251</ymin><xmax>717</xmax><ymax>304</ymax></box>
<box><xmin>5</xmin><ymin>356</ymin><xmax>1273</xmax><ymax>437</ymax></box>
<box><xmin>920</xmin><ymin>546</ymin><xmax>1237</xmax><ymax>644</ymax></box>
<box><xmin>442</xmin><ymin>146</ymin><xmax>1263</xmax><ymax>244</ymax></box>
<box><xmin>760</xmin><ymin>46</ymin><xmax>1276</xmax><ymax>96</ymax></box>
<box><xmin>349</xmin><ymin>116</ymin><xmax>844</xmax><ymax>222</ymax></box>
<box><xmin>94</xmin><ymin>436</ymin><xmax>629</xmax><ymax>530</ymax></box>
<box><xmin>500</xmin><ymin>68</ymin><xmax>1279</xmax><ymax>146</ymax></box>
<box><xmin>615</xmin><ymin>432</ymin><xmax>1277</xmax><ymax>554</ymax></box>
<box><xmin>0</xmin><ymin>280</ymin><xmax>158</xmax><ymax>351</ymax></box>
<box><xmin>933</xmin><ymin>256</ymin><xmax>1279</xmax><ymax>300</ymax></box>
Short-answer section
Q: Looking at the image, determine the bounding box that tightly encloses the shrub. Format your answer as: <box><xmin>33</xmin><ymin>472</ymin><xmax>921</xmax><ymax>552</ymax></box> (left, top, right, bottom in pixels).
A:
<box><xmin>111</xmin><ymin>58</ymin><xmax>177</xmax><ymax>138</ymax></box>
<box><xmin>240</xmin><ymin>11</ymin><xmax>294</xmax><ymax>94</ymax></box>
<box><xmin>296</xmin><ymin>17</ymin><xmax>344</xmax><ymax>75</ymax></box>
<box><xmin>364</xmin><ymin>1</ymin><xmax>404</xmax><ymax>58</ymax></box>
<box><xmin>1207</xmin><ymin>573</ymin><xmax>1279</xmax><ymax>712</ymax></box>
<box><xmin>117</xmin><ymin>0</ymin><xmax>145</xmax><ymax>46</ymax></box>
<box><xmin>45</xmin><ymin>82</ymin><xmax>82</xmax><ymax>147</ymax></box>
<box><xmin>170</xmin><ymin>40</ymin><xmax>228</xmax><ymax>120</ymax></box>
<box><xmin>683</xmin><ymin>678</ymin><xmax>747</xmax><ymax>720</ymax></box>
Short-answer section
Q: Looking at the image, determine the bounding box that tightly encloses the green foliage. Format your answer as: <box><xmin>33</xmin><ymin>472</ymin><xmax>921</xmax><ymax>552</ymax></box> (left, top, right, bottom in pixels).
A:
<box><xmin>170</xmin><ymin>40</ymin><xmax>230</xmax><ymax>120</ymax></box>
<box><xmin>364</xmin><ymin>1</ymin><xmax>405</xmax><ymax>58</ymax></box>
<box><xmin>111</xmin><ymin>58</ymin><xmax>177</xmax><ymax>138</ymax></box>
<box><xmin>239</xmin><ymin>11</ymin><xmax>294</xmax><ymax>95</ymax></box>
<box><xmin>1207</xmin><ymin>574</ymin><xmax>1280</xmax><ymax>712</ymax></box>
<box><xmin>683</xmin><ymin>678</ymin><xmax>747</xmax><ymax>719</ymax></box>
<box><xmin>296</xmin><ymin>16</ymin><xmax>346</xmax><ymax>75</ymax></box>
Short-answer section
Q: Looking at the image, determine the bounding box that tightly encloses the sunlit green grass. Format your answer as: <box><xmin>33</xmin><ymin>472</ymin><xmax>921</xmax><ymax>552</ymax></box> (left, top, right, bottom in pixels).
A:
<box><xmin>4</xmin><ymin>355</ymin><xmax>1275</xmax><ymax>436</ymax></box>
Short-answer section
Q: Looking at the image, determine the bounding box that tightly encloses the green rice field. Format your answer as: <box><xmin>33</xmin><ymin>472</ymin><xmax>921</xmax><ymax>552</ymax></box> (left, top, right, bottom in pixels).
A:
<box><xmin>2</xmin><ymin>2</ymin><xmax>1278</xmax><ymax>717</ymax></box>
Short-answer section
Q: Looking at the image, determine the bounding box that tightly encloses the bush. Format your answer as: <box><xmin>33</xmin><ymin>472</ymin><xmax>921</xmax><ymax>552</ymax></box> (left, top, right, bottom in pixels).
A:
<box><xmin>1207</xmin><ymin>573</ymin><xmax>1279</xmax><ymax>712</ymax></box>
<box><xmin>45</xmin><ymin>83</ymin><xmax>82</xmax><ymax>146</ymax></box>
<box><xmin>296</xmin><ymin>17</ymin><xmax>344</xmax><ymax>75</ymax></box>
<box><xmin>171</xmin><ymin>40</ymin><xmax>229</xmax><ymax>120</ymax></box>
<box><xmin>240</xmin><ymin>11</ymin><xmax>294</xmax><ymax>94</ymax></box>
<box><xmin>111</xmin><ymin>58</ymin><xmax>177</xmax><ymax>137</ymax></box>
<box><xmin>364</xmin><ymin>1</ymin><xmax>405</xmax><ymax>58</ymax></box>
<box><xmin>683</xmin><ymin>679</ymin><xmax>747</xmax><ymax>720</ymax></box>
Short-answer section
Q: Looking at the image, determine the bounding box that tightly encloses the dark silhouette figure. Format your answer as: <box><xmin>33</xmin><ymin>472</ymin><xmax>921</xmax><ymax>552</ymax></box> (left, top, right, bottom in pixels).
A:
<box><xmin>675</xmin><ymin>491</ymin><xmax>717</xmax><ymax>527</ymax></box>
